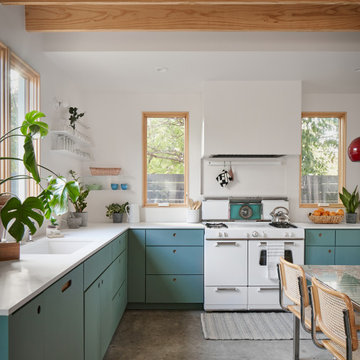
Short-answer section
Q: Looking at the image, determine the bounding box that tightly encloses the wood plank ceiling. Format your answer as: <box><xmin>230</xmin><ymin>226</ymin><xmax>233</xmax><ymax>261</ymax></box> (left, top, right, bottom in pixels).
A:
<box><xmin>0</xmin><ymin>0</ymin><xmax>360</xmax><ymax>31</ymax></box>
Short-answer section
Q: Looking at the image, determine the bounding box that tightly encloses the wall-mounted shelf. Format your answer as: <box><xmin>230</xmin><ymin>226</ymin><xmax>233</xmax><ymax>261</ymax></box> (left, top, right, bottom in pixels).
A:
<box><xmin>50</xmin><ymin>149</ymin><xmax>92</xmax><ymax>160</ymax></box>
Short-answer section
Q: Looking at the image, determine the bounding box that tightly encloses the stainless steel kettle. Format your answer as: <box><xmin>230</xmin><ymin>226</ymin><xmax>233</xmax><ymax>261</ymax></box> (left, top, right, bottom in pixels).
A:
<box><xmin>269</xmin><ymin>206</ymin><xmax>290</xmax><ymax>223</ymax></box>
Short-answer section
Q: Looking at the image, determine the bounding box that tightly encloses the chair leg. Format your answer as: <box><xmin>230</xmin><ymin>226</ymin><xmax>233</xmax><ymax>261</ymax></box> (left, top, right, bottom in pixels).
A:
<box><xmin>293</xmin><ymin>315</ymin><xmax>300</xmax><ymax>360</ymax></box>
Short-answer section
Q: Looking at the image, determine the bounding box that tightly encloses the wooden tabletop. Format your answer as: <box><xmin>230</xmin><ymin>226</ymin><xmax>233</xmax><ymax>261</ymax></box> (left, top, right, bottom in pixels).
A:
<box><xmin>303</xmin><ymin>265</ymin><xmax>360</xmax><ymax>308</ymax></box>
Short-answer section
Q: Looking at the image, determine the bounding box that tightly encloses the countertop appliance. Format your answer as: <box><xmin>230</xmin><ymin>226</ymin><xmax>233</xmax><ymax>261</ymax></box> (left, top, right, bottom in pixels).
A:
<box><xmin>203</xmin><ymin>199</ymin><xmax>304</xmax><ymax>311</ymax></box>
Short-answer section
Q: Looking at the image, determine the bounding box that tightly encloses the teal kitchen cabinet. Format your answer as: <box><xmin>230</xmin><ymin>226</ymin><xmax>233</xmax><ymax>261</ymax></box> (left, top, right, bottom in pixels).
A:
<box><xmin>85</xmin><ymin>232</ymin><xmax>128</xmax><ymax>360</ymax></box>
<box><xmin>305</xmin><ymin>229</ymin><xmax>360</xmax><ymax>265</ymax></box>
<box><xmin>145</xmin><ymin>229</ymin><xmax>204</xmax><ymax>304</ymax></box>
<box><xmin>335</xmin><ymin>230</ymin><xmax>360</xmax><ymax>265</ymax></box>
<box><xmin>44</xmin><ymin>264</ymin><xmax>84</xmax><ymax>360</ymax></box>
<box><xmin>305</xmin><ymin>246</ymin><xmax>335</xmax><ymax>265</ymax></box>
<box><xmin>8</xmin><ymin>293</ymin><xmax>45</xmax><ymax>360</ymax></box>
<box><xmin>127</xmin><ymin>229</ymin><xmax>146</xmax><ymax>303</ymax></box>
<box><xmin>5</xmin><ymin>265</ymin><xmax>83</xmax><ymax>360</ymax></box>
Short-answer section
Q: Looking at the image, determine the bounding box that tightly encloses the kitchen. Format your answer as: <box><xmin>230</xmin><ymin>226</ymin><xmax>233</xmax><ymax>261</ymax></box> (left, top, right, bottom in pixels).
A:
<box><xmin>1</xmin><ymin>2</ymin><xmax>360</xmax><ymax>360</ymax></box>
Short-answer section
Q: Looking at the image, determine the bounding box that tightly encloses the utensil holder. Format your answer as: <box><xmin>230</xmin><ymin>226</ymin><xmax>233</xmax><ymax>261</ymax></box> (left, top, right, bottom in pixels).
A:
<box><xmin>187</xmin><ymin>209</ymin><xmax>200</xmax><ymax>223</ymax></box>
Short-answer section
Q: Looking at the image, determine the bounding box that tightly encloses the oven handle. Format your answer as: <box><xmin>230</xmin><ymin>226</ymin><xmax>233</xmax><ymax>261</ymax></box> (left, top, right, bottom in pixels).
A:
<box><xmin>215</xmin><ymin>241</ymin><xmax>238</xmax><ymax>246</ymax></box>
<box><xmin>258</xmin><ymin>241</ymin><xmax>295</xmax><ymax>246</ymax></box>
<box><xmin>216</xmin><ymin>287</ymin><xmax>239</xmax><ymax>292</ymax></box>
<box><xmin>257</xmin><ymin>287</ymin><xmax>279</xmax><ymax>292</ymax></box>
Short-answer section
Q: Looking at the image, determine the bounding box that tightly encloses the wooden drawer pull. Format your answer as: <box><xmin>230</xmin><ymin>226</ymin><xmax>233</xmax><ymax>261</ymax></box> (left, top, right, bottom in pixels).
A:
<box><xmin>61</xmin><ymin>280</ymin><xmax>72</xmax><ymax>293</ymax></box>
<box><xmin>172</xmin><ymin>278</ymin><xmax>177</xmax><ymax>282</ymax></box>
<box><xmin>173</xmin><ymin>233</ymin><xmax>176</xmax><ymax>237</ymax></box>
<box><xmin>318</xmin><ymin>233</ymin><xmax>322</xmax><ymax>237</ymax></box>
<box><xmin>328</xmin><ymin>249</ymin><xmax>332</xmax><ymax>253</ymax></box>
<box><xmin>173</xmin><ymin>249</ymin><xmax>176</xmax><ymax>254</ymax></box>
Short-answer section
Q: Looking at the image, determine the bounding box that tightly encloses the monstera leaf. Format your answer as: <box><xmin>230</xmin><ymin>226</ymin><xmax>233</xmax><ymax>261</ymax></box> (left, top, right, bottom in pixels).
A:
<box><xmin>0</xmin><ymin>197</ymin><xmax>44</xmax><ymax>242</ymax></box>
<box><xmin>20</xmin><ymin>110</ymin><xmax>48</xmax><ymax>137</ymax></box>
<box><xmin>47</xmin><ymin>176</ymin><xmax>80</xmax><ymax>216</ymax></box>
<box><xmin>23</xmin><ymin>134</ymin><xmax>40</xmax><ymax>183</ymax></box>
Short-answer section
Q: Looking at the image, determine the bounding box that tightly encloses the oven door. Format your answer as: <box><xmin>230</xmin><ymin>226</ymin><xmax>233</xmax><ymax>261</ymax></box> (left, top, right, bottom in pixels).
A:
<box><xmin>248</xmin><ymin>239</ymin><xmax>304</xmax><ymax>286</ymax></box>
<box><xmin>205</xmin><ymin>239</ymin><xmax>247</xmax><ymax>286</ymax></box>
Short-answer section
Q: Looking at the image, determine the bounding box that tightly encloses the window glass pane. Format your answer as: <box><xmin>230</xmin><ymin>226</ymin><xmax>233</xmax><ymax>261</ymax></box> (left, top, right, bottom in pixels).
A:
<box><xmin>146</xmin><ymin>116</ymin><xmax>186</xmax><ymax>204</ymax></box>
<box><xmin>301</xmin><ymin>116</ymin><xmax>340</xmax><ymax>204</ymax></box>
<box><xmin>10</xmin><ymin>69</ymin><xmax>27</xmax><ymax>200</ymax></box>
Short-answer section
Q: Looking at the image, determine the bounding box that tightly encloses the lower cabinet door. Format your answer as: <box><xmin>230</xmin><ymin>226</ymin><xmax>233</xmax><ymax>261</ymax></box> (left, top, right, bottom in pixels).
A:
<box><xmin>100</xmin><ymin>265</ymin><xmax>114</xmax><ymax>358</ymax></box>
<box><xmin>9</xmin><ymin>293</ymin><xmax>45</xmax><ymax>360</ymax></box>
<box><xmin>146</xmin><ymin>275</ymin><xmax>203</xmax><ymax>303</ymax></box>
<box><xmin>44</xmin><ymin>265</ymin><xmax>84</xmax><ymax>360</ymax></box>
<box><xmin>85</xmin><ymin>279</ymin><xmax>102</xmax><ymax>360</ymax></box>
<box><xmin>305</xmin><ymin>246</ymin><xmax>335</xmax><ymax>265</ymax></box>
<box><xmin>335</xmin><ymin>247</ymin><xmax>360</xmax><ymax>265</ymax></box>
<box><xmin>111</xmin><ymin>280</ymin><xmax>127</xmax><ymax>335</ymax></box>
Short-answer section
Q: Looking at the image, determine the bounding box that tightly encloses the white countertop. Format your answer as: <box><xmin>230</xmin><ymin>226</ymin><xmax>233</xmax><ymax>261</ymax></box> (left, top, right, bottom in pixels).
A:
<box><xmin>294</xmin><ymin>222</ymin><xmax>360</xmax><ymax>229</ymax></box>
<box><xmin>0</xmin><ymin>222</ymin><xmax>204</xmax><ymax>316</ymax></box>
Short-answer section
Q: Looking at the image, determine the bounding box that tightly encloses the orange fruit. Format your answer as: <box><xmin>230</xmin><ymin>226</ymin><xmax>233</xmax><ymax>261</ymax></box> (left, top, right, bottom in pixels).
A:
<box><xmin>330</xmin><ymin>211</ymin><xmax>337</xmax><ymax>216</ymax></box>
<box><xmin>337</xmin><ymin>209</ymin><xmax>344</xmax><ymax>215</ymax></box>
<box><xmin>313</xmin><ymin>210</ymin><xmax>321</xmax><ymax>216</ymax></box>
<box><xmin>324</xmin><ymin>211</ymin><xmax>330</xmax><ymax>216</ymax></box>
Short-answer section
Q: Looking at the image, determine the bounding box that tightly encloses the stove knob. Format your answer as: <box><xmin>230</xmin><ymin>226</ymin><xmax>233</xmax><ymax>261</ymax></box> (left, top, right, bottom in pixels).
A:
<box><xmin>224</xmin><ymin>232</ymin><xmax>229</xmax><ymax>238</ymax></box>
<box><xmin>262</xmin><ymin>232</ymin><xmax>266</xmax><ymax>238</ymax></box>
<box><xmin>218</xmin><ymin>232</ymin><xmax>223</xmax><ymax>237</ymax></box>
<box><xmin>252</xmin><ymin>231</ymin><xmax>259</xmax><ymax>238</ymax></box>
<box><xmin>246</xmin><ymin>233</ymin><xmax>250</xmax><ymax>238</ymax></box>
<box><xmin>290</xmin><ymin>232</ymin><xmax>295</xmax><ymax>238</ymax></box>
<box><xmin>285</xmin><ymin>232</ymin><xmax>290</xmax><ymax>237</ymax></box>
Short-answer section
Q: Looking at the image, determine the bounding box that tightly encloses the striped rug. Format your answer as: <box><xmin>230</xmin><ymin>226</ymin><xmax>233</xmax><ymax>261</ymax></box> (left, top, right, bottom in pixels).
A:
<box><xmin>201</xmin><ymin>312</ymin><xmax>320</xmax><ymax>340</ymax></box>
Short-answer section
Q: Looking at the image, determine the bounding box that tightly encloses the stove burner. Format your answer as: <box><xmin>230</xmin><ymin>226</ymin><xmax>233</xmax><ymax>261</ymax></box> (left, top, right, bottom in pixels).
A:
<box><xmin>205</xmin><ymin>222</ymin><xmax>228</xmax><ymax>229</ymax></box>
<box><xmin>269</xmin><ymin>222</ymin><xmax>297</xmax><ymax>229</ymax></box>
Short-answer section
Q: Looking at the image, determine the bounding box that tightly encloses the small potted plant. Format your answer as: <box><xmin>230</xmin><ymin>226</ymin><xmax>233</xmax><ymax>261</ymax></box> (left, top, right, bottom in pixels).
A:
<box><xmin>339</xmin><ymin>186</ymin><xmax>360</xmax><ymax>223</ymax></box>
<box><xmin>69</xmin><ymin>170</ymin><xmax>90</xmax><ymax>226</ymax></box>
<box><xmin>106</xmin><ymin>202</ymin><xmax>129</xmax><ymax>223</ymax></box>
<box><xmin>68</xmin><ymin>106</ymin><xmax>84</xmax><ymax>130</ymax></box>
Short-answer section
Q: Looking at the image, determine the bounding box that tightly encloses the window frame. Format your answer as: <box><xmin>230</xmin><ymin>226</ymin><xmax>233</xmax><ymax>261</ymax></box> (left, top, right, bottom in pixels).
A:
<box><xmin>142</xmin><ymin>112</ymin><xmax>189</xmax><ymax>208</ymax></box>
<box><xmin>0</xmin><ymin>42</ymin><xmax>41</xmax><ymax>197</ymax></box>
<box><xmin>299</xmin><ymin>111</ymin><xmax>346</xmax><ymax>208</ymax></box>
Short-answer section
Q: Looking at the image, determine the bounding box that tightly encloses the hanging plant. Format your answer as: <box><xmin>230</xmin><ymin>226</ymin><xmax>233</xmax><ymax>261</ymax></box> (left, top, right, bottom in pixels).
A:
<box><xmin>68</xmin><ymin>107</ymin><xmax>85</xmax><ymax>130</ymax></box>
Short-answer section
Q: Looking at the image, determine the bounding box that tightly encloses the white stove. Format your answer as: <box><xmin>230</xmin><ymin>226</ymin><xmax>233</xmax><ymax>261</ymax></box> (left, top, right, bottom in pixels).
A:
<box><xmin>204</xmin><ymin>221</ymin><xmax>304</xmax><ymax>311</ymax></box>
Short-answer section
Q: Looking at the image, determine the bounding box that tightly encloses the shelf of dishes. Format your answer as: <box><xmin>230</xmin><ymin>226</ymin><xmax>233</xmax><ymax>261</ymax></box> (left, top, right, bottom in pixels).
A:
<box><xmin>51</xmin><ymin>129</ymin><xmax>92</xmax><ymax>148</ymax></box>
<box><xmin>82</xmin><ymin>176</ymin><xmax>130</xmax><ymax>191</ymax></box>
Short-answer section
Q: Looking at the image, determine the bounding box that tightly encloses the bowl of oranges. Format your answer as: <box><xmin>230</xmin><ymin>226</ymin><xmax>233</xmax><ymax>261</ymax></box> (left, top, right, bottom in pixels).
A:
<box><xmin>308</xmin><ymin>208</ymin><xmax>344</xmax><ymax>224</ymax></box>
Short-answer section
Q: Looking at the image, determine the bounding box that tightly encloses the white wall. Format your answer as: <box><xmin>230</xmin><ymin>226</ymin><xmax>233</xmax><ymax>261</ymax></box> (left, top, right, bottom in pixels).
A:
<box><xmin>83</xmin><ymin>91</ymin><xmax>202</xmax><ymax>223</ymax></box>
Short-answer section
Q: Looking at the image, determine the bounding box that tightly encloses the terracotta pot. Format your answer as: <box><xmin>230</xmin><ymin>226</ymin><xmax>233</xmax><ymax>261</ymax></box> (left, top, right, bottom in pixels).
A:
<box><xmin>0</xmin><ymin>242</ymin><xmax>20</xmax><ymax>261</ymax></box>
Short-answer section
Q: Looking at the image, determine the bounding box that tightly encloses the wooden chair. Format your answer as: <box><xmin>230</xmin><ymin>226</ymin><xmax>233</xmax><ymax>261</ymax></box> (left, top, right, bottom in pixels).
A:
<box><xmin>311</xmin><ymin>276</ymin><xmax>360</xmax><ymax>360</ymax></box>
<box><xmin>278</xmin><ymin>257</ymin><xmax>318</xmax><ymax>360</ymax></box>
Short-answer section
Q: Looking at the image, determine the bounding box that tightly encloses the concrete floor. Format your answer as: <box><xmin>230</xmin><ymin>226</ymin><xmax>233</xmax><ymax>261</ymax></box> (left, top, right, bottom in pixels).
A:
<box><xmin>105</xmin><ymin>310</ymin><xmax>332</xmax><ymax>360</ymax></box>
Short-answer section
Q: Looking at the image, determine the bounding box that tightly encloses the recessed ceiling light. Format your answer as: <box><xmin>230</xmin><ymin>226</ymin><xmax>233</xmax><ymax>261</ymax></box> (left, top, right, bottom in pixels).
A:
<box><xmin>156</xmin><ymin>67</ymin><xmax>168</xmax><ymax>73</ymax></box>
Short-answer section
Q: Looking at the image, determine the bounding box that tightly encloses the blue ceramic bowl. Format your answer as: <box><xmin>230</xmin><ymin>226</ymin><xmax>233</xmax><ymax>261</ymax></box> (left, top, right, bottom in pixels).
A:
<box><xmin>111</xmin><ymin>183</ymin><xmax>119</xmax><ymax>190</ymax></box>
<box><xmin>120</xmin><ymin>184</ymin><xmax>128</xmax><ymax>190</ymax></box>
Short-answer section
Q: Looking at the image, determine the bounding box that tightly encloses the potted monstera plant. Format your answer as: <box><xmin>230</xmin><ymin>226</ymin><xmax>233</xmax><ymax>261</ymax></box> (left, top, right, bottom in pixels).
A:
<box><xmin>0</xmin><ymin>110</ymin><xmax>80</xmax><ymax>260</ymax></box>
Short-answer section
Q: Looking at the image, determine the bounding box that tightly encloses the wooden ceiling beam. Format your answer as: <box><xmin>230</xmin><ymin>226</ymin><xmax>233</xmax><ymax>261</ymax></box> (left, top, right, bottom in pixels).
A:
<box><xmin>2</xmin><ymin>0</ymin><xmax>360</xmax><ymax>4</ymax></box>
<box><xmin>25</xmin><ymin>4</ymin><xmax>360</xmax><ymax>31</ymax></box>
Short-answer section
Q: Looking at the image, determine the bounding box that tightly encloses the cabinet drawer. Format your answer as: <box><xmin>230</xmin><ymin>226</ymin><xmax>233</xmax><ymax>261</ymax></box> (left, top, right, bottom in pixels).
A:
<box><xmin>112</xmin><ymin>231</ymin><xmax>127</xmax><ymax>261</ymax></box>
<box><xmin>146</xmin><ymin>275</ymin><xmax>203</xmax><ymax>303</ymax></box>
<box><xmin>146</xmin><ymin>246</ymin><xmax>203</xmax><ymax>275</ymax></box>
<box><xmin>111</xmin><ymin>281</ymin><xmax>127</xmax><ymax>336</ymax></box>
<box><xmin>146</xmin><ymin>229</ymin><xmax>204</xmax><ymax>246</ymax></box>
<box><xmin>112</xmin><ymin>251</ymin><xmax>127</xmax><ymax>297</ymax></box>
<box><xmin>336</xmin><ymin>230</ymin><xmax>360</xmax><ymax>246</ymax></box>
<box><xmin>305</xmin><ymin>246</ymin><xmax>335</xmax><ymax>265</ymax></box>
<box><xmin>335</xmin><ymin>247</ymin><xmax>360</xmax><ymax>265</ymax></box>
<box><xmin>204</xmin><ymin>286</ymin><xmax>247</xmax><ymax>308</ymax></box>
<box><xmin>305</xmin><ymin>230</ymin><xmax>335</xmax><ymax>246</ymax></box>
<box><xmin>84</xmin><ymin>243</ymin><xmax>112</xmax><ymax>290</ymax></box>
<box><xmin>248</xmin><ymin>287</ymin><xmax>282</xmax><ymax>310</ymax></box>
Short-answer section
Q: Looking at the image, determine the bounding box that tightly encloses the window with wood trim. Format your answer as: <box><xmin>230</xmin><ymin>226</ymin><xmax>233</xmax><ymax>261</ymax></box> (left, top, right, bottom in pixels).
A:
<box><xmin>143</xmin><ymin>112</ymin><xmax>189</xmax><ymax>207</ymax></box>
<box><xmin>0</xmin><ymin>42</ymin><xmax>40</xmax><ymax>199</ymax></box>
<box><xmin>300</xmin><ymin>112</ymin><xmax>346</xmax><ymax>208</ymax></box>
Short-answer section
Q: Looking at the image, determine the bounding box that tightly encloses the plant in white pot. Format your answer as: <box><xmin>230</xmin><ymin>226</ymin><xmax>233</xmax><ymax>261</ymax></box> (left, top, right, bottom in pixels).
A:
<box><xmin>69</xmin><ymin>170</ymin><xmax>90</xmax><ymax>226</ymax></box>
<box><xmin>105</xmin><ymin>202</ymin><xmax>129</xmax><ymax>223</ymax></box>
<box><xmin>0</xmin><ymin>111</ymin><xmax>80</xmax><ymax>260</ymax></box>
<box><xmin>339</xmin><ymin>186</ymin><xmax>360</xmax><ymax>224</ymax></box>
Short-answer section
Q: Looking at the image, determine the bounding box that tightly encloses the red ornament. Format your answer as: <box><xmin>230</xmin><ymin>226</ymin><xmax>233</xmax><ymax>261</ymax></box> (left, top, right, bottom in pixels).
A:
<box><xmin>348</xmin><ymin>137</ymin><xmax>360</xmax><ymax>162</ymax></box>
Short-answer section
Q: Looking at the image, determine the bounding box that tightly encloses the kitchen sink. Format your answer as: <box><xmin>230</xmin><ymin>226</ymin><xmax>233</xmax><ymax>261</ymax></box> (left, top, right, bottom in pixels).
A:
<box><xmin>21</xmin><ymin>239</ymin><xmax>93</xmax><ymax>255</ymax></box>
